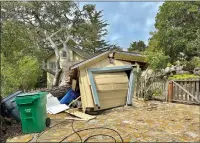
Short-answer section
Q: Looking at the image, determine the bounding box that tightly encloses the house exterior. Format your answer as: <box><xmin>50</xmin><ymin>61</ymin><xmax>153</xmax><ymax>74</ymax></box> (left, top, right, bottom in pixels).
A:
<box><xmin>69</xmin><ymin>50</ymin><xmax>148</xmax><ymax>113</ymax></box>
<box><xmin>45</xmin><ymin>47</ymin><xmax>94</xmax><ymax>88</ymax></box>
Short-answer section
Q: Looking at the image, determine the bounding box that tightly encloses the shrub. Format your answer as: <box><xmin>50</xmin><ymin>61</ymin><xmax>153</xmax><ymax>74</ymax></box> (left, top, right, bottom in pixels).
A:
<box><xmin>191</xmin><ymin>56</ymin><xmax>200</xmax><ymax>68</ymax></box>
<box><xmin>168</xmin><ymin>73</ymin><xmax>200</xmax><ymax>80</ymax></box>
<box><xmin>182</xmin><ymin>61</ymin><xmax>196</xmax><ymax>71</ymax></box>
<box><xmin>1</xmin><ymin>55</ymin><xmax>41</xmax><ymax>97</ymax></box>
<box><xmin>167</xmin><ymin>63</ymin><xmax>172</xmax><ymax>67</ymax></box>
<box><xmin>144</xmin><ymin>50</ymin><xmax>169</xmax><ymax>70</ymax></box>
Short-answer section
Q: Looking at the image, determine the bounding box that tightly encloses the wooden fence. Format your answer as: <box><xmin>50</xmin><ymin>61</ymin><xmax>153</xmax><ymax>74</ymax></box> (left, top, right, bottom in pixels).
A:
<box><xmin>168</xmin><ymin>79</ymin><xmax>200</xmax><ymax>104</ymax></box>
<box><xmin>135</xmin><ymin>76</ymin><xmax>167</xmax><ymax>99</ymax></box>
<box><xmin>135</xmin><ymin>75</ymin><xmax>200</xmax><ymax>105</ymax></box>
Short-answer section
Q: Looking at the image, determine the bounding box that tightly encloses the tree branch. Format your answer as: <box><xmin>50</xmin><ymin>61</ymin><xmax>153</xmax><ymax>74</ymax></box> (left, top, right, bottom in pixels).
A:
<box><xmin>49</xmin><ymin>28</ymin><xmax>65</xmax><ymax>38</ymax></box>
<box><xmin>44</xmin><ymin>30</ymin><xmax>58</xmax><ymax>49</ymax></box>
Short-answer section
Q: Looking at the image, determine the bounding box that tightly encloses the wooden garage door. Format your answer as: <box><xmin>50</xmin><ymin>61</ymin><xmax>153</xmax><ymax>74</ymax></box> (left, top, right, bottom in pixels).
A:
<box><xmin>93</xmin><ymin>72</ymin><xmax>129</xmax><ymax>110</ymax></box>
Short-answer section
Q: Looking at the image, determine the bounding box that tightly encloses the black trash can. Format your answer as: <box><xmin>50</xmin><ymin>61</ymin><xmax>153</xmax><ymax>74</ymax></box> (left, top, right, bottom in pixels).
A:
<box><xmin>1</xmin><ymin>91</ymin><xmax>23</xmax><ymax>121</ymax></box>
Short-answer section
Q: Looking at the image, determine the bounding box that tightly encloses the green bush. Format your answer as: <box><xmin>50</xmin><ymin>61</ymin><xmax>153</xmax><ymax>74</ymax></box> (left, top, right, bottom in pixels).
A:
<box><xmin>1</xmin><ymin>55</ymin><xmax>41</xmax><ymax>97</ymax></box>
<box><xmin>144</xmin><ymin>50</ymin><xmax>169</xmax><ymax>70</ymax></box>
<box><xmin>191</xmin><ymin>56</ymin><xmax>200</xmax><ymax>68</ymax></box>
<box><xmin>152</xmin><ymin>88</ymin><xmax>162</xmax><ymax>96</ymax></box>
<box><xmin>145</xmin><ymin>88</ymin><xmax>162</xmax><ymax>100</ymax></box>
<box><xmin>182</xmin><ymin>61</ymin><xmax>195</xmax><ymax>71</ymax></box>
<box><xmin>168</xmin><ymin>73</ymin><xmax>200</xmax><ymax>80</ymax></box>
<box><xmin>167</xmin><ymin>63</ymin><xmax>172</xmax><ymax>67</ymax></box>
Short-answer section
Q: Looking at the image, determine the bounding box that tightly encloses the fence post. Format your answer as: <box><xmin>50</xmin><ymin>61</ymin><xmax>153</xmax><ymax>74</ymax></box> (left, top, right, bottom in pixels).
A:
<box><xmin>168</xmin><ymin>81</ymin><xmax>173</xmax><ymax>102</ymax></box>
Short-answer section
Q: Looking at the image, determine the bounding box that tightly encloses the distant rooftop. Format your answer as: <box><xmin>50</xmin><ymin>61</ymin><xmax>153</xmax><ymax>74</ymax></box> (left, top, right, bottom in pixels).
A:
<box><xmin>46</xmin><ymin>46</ymin><xmax>102</xmax><ymax>60</ymax></box>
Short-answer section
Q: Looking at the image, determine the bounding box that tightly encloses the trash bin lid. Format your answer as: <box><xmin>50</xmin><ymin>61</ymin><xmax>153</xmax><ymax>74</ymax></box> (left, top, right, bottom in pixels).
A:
<box><xmin>15</xmin><ymin>92</ymin><xmax>47</xmax><ymax>105</ymax></box>
<box><xmin>16</xmin><ymin>92</ymin><xmax>40</xmax><ymax>97</ymax></box>
<box><xmin>1</xmin><ymin>91</ymin><xmax>23</xmax><ymax>104</ymax></box>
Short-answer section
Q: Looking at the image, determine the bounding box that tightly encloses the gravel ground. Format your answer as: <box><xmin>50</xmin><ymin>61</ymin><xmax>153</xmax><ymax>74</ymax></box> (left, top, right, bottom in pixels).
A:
<box><xmin>7</xmin><ymin>99</ymin><xmax>200</xmax><ymax>142</ymax></box>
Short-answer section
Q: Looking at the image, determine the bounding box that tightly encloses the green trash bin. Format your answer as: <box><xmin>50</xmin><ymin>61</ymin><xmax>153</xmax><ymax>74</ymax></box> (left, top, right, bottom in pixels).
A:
<box><xmin>15</xmin><ymin>92</ymin><xmax>50</xmax><ymax>133</ymax></box>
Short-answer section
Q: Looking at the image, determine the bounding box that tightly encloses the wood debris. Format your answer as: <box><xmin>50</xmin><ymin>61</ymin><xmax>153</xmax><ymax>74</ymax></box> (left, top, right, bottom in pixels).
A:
<box><xmin>65</xmin><ymin>109</ymin><xmax>96</xmax><ymax>121</ymax></box>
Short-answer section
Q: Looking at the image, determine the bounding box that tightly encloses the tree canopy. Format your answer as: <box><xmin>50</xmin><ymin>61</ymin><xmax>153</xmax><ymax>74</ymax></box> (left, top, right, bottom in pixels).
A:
<box><xmin>149</xmin><ymin>2</ymin><xmax>200</xmax><ymax>63</ymax></box>
<box><xmin>1</xmin><ymin>1</ymin><xmax>111</xmax><ymax>96</ymax></box>
<box><xmin>128</xmin><ymin>40</ymin><xmax>146</xmax><ymax>52</ymax></box>
<box><xmin>2</xmin><ymin>2</ymin><xmax>110</xmax><ymax>53</ymax></box>
<box><xmin>2</xmin><ymin>1</ymin><xmax>200</xmax><ymax>95</ymax></box>
<box><xmin>1</xmin><ymin>19</ymin><xmax>43</xmax><ymax>97</ymax></box>
<box><xmin>72</xmin><ymin>4</ymin><xmax>109</xmax><ymax>53</ymax></box>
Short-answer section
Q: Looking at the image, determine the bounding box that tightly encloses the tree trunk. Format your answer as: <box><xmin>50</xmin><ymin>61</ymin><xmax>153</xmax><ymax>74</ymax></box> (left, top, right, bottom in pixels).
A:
<box><xmin>59</xmin><ymin>70</ymin><xmax>71</xmax><ymax>86</ymax></box>
<box><xmin>28</xmin><ymin>85</ymin><xmax>71</xmax><ymax>98</ymax></box>
<box><xmin>58</xmin><ymin>41</ymin><xmax>69</xmax><ymax>86</ymax></box>
<box><xmin>63</xmin><ymin>41</ymin><xmax>68</xmax><ymax>58</ymax></box>
<box><xmin>46</xmin><ymin>34</ymin><xmax>62</xmax><ymax>87</ymax></box>
<box><xmin>52</xmin><ymin>46</ymin><xmax>62</xmax><ymax>86</ymax></box>
<box><xmin>45</xmin><ymin>28</ymin><xmax>73</xmax><ymax>87</ymax></box>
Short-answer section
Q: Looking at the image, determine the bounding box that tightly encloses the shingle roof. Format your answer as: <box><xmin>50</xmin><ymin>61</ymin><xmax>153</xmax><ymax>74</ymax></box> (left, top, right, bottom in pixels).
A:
<box><xmin>45</xmin><ymin>46</ymin><xmax>98</xmax><ymax>60</ymax></box>
<box><xmin>67</xmin><ymin>46</ymin><xmax>94</xmax><ymax>59</ymax></box>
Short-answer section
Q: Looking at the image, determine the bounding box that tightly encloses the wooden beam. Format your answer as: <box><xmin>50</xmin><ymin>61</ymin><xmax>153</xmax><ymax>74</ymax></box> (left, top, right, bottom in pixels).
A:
<box><xmin>126</xmin><ymin>68</ymin><xmax>136</xmax><ymax>106</ymax></box>
<box><xmin>88</xmin><ymin>70</ymin><xmax>101</xmax><ymax>107</ymax></box>
<box><xmin>68</xmin><ymin>96</ymin><xmax>81</xmax><ymax>107</ymax></box>
<box><xmin>88</xmin><ymin>65</ymin><xmax>135</xmax><ymax>73</ymax></box>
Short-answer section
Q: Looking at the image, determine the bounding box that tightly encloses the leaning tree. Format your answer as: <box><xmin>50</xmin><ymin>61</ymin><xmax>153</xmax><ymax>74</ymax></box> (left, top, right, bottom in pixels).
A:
<box><xmin>2</xmin><ymin>1</ymin><xmax>110</xmax><ymax>87</ymax></box>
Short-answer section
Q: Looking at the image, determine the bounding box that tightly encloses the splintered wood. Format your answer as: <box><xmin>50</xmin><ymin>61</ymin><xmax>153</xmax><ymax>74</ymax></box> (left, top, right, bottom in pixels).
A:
<box><xmin>71</xmin><ymin>79</ymin><xmax>77</xmax><ymax>91</ymax></box>
<box><xmin>65</xmin><ymin>109</ymin><xmax>96</xmax><ymax>121</ymax></box>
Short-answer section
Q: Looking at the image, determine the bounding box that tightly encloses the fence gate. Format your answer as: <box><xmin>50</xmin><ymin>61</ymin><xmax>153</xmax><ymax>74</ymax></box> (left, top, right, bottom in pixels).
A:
<box><xmin>168</xmin><ymin>79</ymin><xmax>200</xmax><ymax>104</ymax></box>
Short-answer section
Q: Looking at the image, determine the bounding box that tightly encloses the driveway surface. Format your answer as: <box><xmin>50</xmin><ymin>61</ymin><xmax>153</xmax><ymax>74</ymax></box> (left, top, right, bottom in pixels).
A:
<box><xmin>7</xmin><ymin>100</ymin><xmax>200</xmax><ymax>142</ymax></box>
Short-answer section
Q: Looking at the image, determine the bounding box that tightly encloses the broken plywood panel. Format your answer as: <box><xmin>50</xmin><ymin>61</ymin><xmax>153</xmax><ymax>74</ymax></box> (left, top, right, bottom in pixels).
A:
<box><xmin>65</xmin><ymin>109</ymin><xmax>96</xmax><ymax>121</ymax></box>
<box><xmin>64</xmin><ymin>117</ymin><xmax>88</xmax><ymax>121</ymax></box>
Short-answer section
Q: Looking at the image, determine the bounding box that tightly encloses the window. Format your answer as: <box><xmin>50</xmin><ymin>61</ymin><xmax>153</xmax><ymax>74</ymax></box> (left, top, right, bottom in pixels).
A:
<box><xmin>49</xmin><ymin>62</ymin><xmax>56</xmax><ymax>71</ymax></box>
<box><xmin>61</xmin><ymin>51</ymin><xmax>67</xmax><ymax>58</ymax></box>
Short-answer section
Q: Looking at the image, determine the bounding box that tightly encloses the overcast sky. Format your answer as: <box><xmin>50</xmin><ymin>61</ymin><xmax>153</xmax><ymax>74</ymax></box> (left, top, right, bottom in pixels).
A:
<box><xmin>79</xmin><ymin>2</ymin><xmax>163</xmax><ymax>50</ymax></box>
